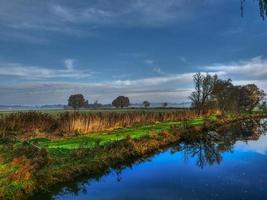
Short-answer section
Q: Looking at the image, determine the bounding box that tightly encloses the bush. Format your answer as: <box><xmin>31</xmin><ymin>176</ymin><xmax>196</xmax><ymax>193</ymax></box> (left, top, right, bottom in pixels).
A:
<box><xmin>13</xmin><ymin>144</ymin><xmax>49</xmax><ymax>170</ymax></box>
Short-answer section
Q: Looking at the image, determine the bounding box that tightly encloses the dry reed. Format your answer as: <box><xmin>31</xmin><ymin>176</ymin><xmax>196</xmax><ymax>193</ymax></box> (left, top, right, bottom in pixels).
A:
<box><xmin>0</xmin><ymin>110</ymin><xmax>197</xmax><ymax>137</ymax></box>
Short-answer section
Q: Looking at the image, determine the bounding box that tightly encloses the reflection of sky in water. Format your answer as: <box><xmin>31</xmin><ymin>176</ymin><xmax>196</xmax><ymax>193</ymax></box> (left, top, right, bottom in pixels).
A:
<box><xmin>48</xmin><ymin>122</ymin><xmax>267</xmax><ymax>200</ymax></box>
<box><xmin>235</xmin><ymin>133</ymin><xmax>267</xmax><ymax>155</ymax></box>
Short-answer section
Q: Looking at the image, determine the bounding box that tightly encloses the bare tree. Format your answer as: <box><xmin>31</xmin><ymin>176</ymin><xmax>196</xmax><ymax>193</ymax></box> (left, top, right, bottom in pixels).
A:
<box><xmin>189</xmin><ymin>72</ymin><xmax>202</xmax><ymax>114</ymax></box>
<box><xmin>189</xmin><ymin>73</ymin><xmax>217</xmax><ymax>115</ymax></box>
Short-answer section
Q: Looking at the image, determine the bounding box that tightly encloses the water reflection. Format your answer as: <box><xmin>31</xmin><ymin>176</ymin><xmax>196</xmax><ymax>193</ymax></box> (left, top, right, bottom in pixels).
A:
<box><xmin>172</xmin><ymin>119</ymin><xmax>267</xmax><ymax>168</ymax></box>
<box><xmin>31</xmin><ymin>119</ymin><xmax>267</xmax><ymax>200</ymax></box>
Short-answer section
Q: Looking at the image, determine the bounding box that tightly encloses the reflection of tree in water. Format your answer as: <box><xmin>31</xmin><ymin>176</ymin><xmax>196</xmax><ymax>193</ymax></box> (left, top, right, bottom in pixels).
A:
<box><xmin>179</xmin><ymin>135</ymin><xmax>223</xmax><ymax>169</ymax></box>
<box><xmin>31</xmin><ymin>156</ymin><xmax>151</xmax><ymax>200</ymax></box>
<box><xmin>173</xmin><ymin>119</ymin><xmax>267</xmax><ymax>169</ymax></box>
<box><xmin>30</xmin><ymin>174</ymin><xmax>102</xmax><ymax>200</ymax></box>
<box><xmin>34</xmin><ymin>119</ymin><xmax>267</xmax><ymax>199</ymax></box>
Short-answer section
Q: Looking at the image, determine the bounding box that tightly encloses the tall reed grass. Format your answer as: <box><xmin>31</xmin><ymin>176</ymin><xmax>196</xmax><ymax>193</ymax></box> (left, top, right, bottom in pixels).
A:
<box><xmin>0</xmin><ymin>110</ymin><xmax>197</xmax><ymax>137</ymax></box>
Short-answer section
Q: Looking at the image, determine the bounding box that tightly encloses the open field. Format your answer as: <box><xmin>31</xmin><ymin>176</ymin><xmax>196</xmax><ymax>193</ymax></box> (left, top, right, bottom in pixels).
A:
<box><xmin>0</xmin><ymin>107</ymin><xmax>191</xmax><ymax>115</ymax></box>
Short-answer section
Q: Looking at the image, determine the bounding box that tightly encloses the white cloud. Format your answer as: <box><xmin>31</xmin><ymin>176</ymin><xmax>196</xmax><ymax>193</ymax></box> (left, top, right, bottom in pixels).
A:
<box><xmin>0</xmin><ymin>59</ymin><xmax>92</xmax><ymax>79</ymax></box>
<box><xmin>52</xmin><ymin>5</ymin><xmax>75</xmax><ymax>22</ymax></box>
<box><xmin>0</xmin><ymin>0</ymin><xmax>213</xmax><ymax>43</ymax></box>
<box><xmin>235</xmin><ymin>133</ymin><xmax>267</xmax><ymax>155</ymax></box>
<box><xmin>203</xmin><ymin>56</ymin><xmax>267</xmax><ymax>81</ymax></box>
<box><xmin>0</xmin><ymin>56</ymin><xmax>267</xmax><ymax>105</ymax></box>
<box><xmin>64</xmin><ymin>59</ymin><xmax>75</xmax><ymax>71</ymax></box>
<box><xmin>145</xmin><ymin>59</ymin><xmax>154</xmax><ymax>65</ymax></box>
<box><xmin>0</xmin><ymin>0</ymin><xmax>198</xmax><ymax>33</ymax></box>
<box><xmin>49</xmin><ymin>1</ymin><xmax>196</xmax><ymax>26</ymax></box>
<box><xmin>113</xmin><ymin>72</ymin><xmax>194</xmax><ymax>87</ymax></box>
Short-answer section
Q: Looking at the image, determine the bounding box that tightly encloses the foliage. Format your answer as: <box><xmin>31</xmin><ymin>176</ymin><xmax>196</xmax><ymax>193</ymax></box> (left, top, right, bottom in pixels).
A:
<box><xmin>259</xmin><ymin>0</ymin><xmax>267</xmax><ymax>19</ymax></box>
<box><xmin>13</xmin><ymin>144</ymin><xmax>49</xmax><ymax>170</ymax></box>
<box><xmin>189</xmin><ymin>72</ymin><xmax>218</xmax><ymax>115</ymax></box>
<box><xmin>236</xmin><ymin>84</ymin><xmax>266</xmax><ymax>112</ymax></box>
<box><xmin>112</xmin><ymin>96</ymin><xmax>130</xmax><ymax>108</ymax></box>
<box><xmin>68</xmin><ymin>94</ymin><xmax>88</xmax><ymax>110</ymax></box>
<box><xmin>213</xmin><ymin>83</ymin><xmax>265</xmax><ymax>113</ymax></box>
<box><xmin>162</xmin><ymin>102</ymin><xmax>168</xmax><ymax>108</ymax></box>
<box><xmin>261</xmin><ymin>101</ymin><xmax>267</xmax><ymax>112</ymax></box>
<box><xmin>241</xmin><ymin>0</ymin><xmax>267</xmax><ymax>20</ymax></box>
<box><xmin>189</xmin><ymin>73</ymin><xmax>266</xmax><ymax>114</ymax></box>
<box><xmin>143</xmin><ymin>101</ymin><xmax>150</xmax><ymax>108</ymax></box>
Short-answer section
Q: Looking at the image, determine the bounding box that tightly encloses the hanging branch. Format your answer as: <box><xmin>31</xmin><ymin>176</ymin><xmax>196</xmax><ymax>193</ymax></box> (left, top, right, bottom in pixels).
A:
<box><xmin>241</xmin><ymin>0</ymin><xmax>267</xmax><ymax>20</ymax></box>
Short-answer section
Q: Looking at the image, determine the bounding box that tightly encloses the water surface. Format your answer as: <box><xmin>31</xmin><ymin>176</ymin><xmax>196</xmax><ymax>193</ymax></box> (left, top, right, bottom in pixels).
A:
<box><xmin>33</xmin><ymin>119</ymin><xmax>267</xmax><ymax>200</ymax></box>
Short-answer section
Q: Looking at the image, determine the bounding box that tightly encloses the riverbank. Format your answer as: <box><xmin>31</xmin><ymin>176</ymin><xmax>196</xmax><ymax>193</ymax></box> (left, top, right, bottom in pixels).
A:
<box><xmin>0</xmin><ymin>112</ymin><xmax>266</xmax><ymax>200</ymax></box>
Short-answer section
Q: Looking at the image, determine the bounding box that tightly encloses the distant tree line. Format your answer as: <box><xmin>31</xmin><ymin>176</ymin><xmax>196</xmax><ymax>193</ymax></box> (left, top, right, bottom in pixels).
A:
<box><xmin>67</xmin><ymin>73</ymin><xmax>266</xmax><ymax>113</ymax></box>
<box><xmin>189</xmin><ymin>72</ymin><xmax>266</xmax><ymax>115</ymax></box>
<box><xmin>68</xmin><ymin>94</ymin><xmax>153</xmax><ymax>110</ymax></box>
<box><xmin>67</xmin><ymin>94</ymin><xmax>103</xmax><ymax>110</ymax></box>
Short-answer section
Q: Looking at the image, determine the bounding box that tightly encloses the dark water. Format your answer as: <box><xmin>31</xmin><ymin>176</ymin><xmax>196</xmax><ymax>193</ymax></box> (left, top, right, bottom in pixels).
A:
<box><xmin>34</xmin><ymin>119</ymin><xmax>267</xmax><ymax>200</ymax></box>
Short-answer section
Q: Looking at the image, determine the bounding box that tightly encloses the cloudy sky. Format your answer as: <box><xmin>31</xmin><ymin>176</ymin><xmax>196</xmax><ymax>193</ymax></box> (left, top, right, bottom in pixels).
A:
<box><xmin>0</xmin><ymin>0</ymin><xmax>267</xmax><ymax>105</ymax></box>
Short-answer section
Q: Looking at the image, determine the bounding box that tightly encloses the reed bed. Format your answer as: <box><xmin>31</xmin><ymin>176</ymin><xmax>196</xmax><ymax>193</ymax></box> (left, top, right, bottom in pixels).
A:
<box><xmin>0</xmin><ymin>110</ymin><xmax>197</xmax><ymax>137</ymax></box>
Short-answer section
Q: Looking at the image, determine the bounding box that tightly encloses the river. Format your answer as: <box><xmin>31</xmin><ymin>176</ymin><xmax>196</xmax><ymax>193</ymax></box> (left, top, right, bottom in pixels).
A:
<box><xmin>31</xmin><ymin>118</ymin><xmax>267</xmax><ymax>200</ymax></box>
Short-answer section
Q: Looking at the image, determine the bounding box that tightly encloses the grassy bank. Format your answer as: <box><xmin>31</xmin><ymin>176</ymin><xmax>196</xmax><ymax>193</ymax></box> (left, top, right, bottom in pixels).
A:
<box><xmin>0</xmin><ymin>112</ymin><xmax>266</xmax><ymax>200</ymax></box>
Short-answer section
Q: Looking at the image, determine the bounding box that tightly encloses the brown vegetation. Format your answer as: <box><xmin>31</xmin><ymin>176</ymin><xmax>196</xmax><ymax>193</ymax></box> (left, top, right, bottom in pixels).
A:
<box><xmin>0</xmin><ymin>110</ymin><xmax>197</xmax><ymax>138</ymax></box>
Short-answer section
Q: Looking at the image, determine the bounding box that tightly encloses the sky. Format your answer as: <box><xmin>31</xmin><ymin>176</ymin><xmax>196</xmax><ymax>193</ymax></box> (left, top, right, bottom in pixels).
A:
<box><xmin>0</xmin><ymin>0</ymin><xmax>267</xmax><ymax>105</ymax></box>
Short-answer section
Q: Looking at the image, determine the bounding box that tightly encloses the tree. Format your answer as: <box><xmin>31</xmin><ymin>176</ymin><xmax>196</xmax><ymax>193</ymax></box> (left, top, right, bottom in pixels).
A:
<box><xmin>207</xmin><ymin>76</ymin><xmax>265</xmax><ymax>113</ymax></box>
<box><xmin>68</xmin><ymin>94</ymin><xmax>87</xmax><ymax>110</ymax></box>
<box><xmin>262</xmin><ymin>101</ymin><xmax>267</xmax><ymax>112</ymax></box>
<box><xmin>212</xmin><ymin>78</ymin><xmax>236</xmax><ymax>113</ymax></box>
<box><xmin>201</xmin><ymin>73</ymin><xmax>218</xmax><ymax>109</ymax></box>
<box><xmin>237</xmin><ymin>84</ymin><xmax>265</xmax><ymax>112</ymax></box>
<box><xmin>143</xmin><ymin>101</ymin><xmax>150</xmax><ymax>108</ymax></box>
<box><xmin>189</xmin><ymin>73</ymin><xmax>266</xmax><ymax>114</ymax></box>
<box><xmin>189</xmin><ymin>73</ymin><xmax>218</xmax><ymax>115</ymax></box>
<box><xmin>189</xmin><ymin>72</ymin><xmax>202</xmax><ymax>113</ymax></box>
<box><xmin>162</xmin><ymin>102</ymin><xmax>168</xmax><ymax>108</ymax></box>
<box><xmin>112</xmin><ymin>96</ymin><xmax>130</xmax><ymax>108</ymax></box>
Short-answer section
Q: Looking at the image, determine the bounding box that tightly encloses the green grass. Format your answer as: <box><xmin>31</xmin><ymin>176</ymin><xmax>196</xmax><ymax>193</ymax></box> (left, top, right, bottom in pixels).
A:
<box><xmin>32</xmin><ymin>117</ymin><xmax>207</xmax><ymax>150</ymax></box>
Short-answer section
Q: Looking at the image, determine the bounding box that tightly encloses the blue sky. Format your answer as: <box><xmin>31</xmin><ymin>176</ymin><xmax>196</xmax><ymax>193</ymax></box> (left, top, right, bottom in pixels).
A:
<box><xmin>0</xmin><ymin>0</ymin><xmax>267</xmax><ymax>105</ymax></box>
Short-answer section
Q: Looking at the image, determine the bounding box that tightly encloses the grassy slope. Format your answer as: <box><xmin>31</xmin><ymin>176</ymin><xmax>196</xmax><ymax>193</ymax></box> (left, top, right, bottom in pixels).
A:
<box><xmin>34</xmin><ymin>117</ymin><xmax>207</xmax><ymax>150</ymax></box>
